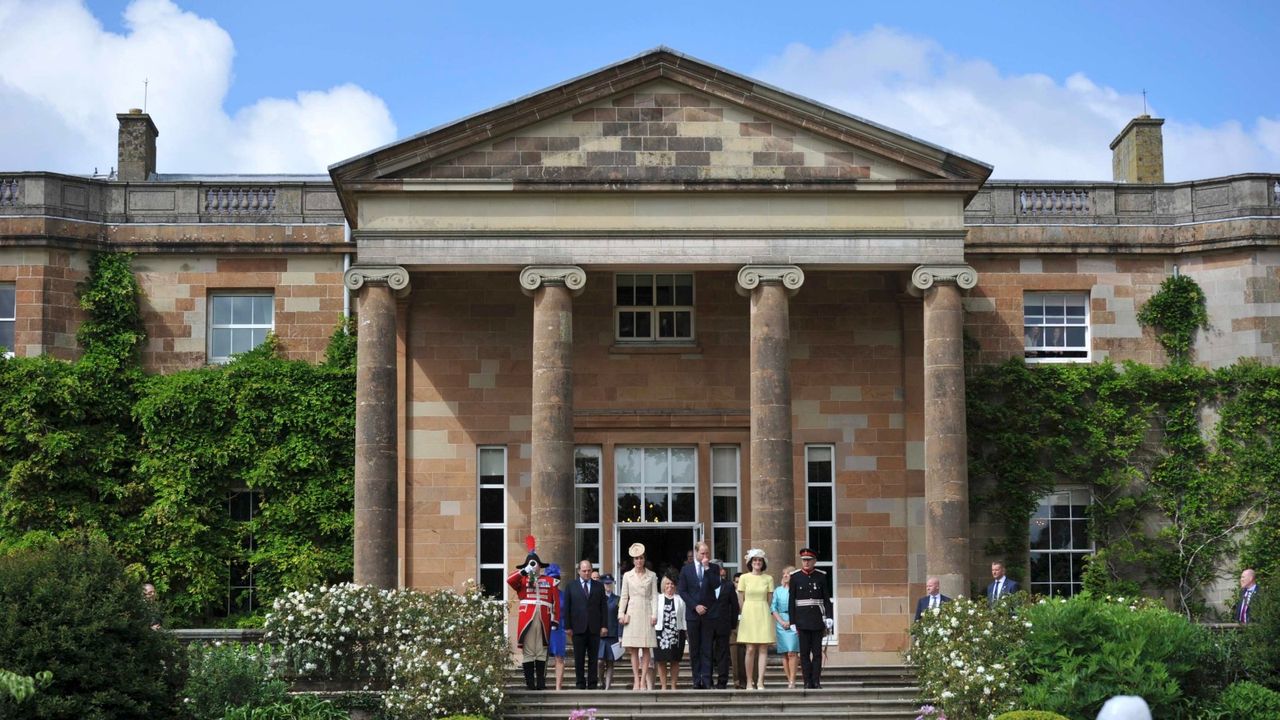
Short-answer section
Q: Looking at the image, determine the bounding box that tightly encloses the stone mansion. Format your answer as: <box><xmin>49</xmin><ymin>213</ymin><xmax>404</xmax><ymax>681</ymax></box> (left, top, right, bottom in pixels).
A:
<box><xmin>2</xmin><ymin>48</ymin><xmax>1276</xmax><ymax>663</ymax></box>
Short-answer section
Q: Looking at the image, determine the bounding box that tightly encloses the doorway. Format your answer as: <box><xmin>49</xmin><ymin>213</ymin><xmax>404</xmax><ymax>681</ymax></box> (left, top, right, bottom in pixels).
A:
<box><xmin>616</xmin><ymin>526</ymin><xmax>698</xmax><ymax>581</ymax></box>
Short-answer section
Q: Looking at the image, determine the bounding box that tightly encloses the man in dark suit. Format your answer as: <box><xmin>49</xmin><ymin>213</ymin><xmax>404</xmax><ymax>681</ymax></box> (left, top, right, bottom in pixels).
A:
<box><xmin>913</xmin><ymin>576</ymin><xmax>951</xmax><ymax>621</ymax></box>
<box><xmin>1235</xmin><ymin>568</ymin><xmax>1258</xmax><ymax>624</ymax></box>
<box><xmin>676</xmin><ymin>540</ymin><xmax>720</xmax><ymax>689</ymax></box>
<box><xmin>707</xmin><ymin>562</ymin><xmax>739</xmax><ymax>689</ymax></box>
<box><xmin>985</xmin><ymin>561</ymin><xmax>1021</xmax><ymax>607</ymax></box>
<box><xmin>561</xmin><ymin>559</ymin><xmax>608</xmax><ymax>689</ymax></box>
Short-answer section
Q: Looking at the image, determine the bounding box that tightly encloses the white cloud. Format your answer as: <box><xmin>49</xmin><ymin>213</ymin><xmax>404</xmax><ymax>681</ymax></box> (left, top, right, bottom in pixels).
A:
<box><xmin>0</xmin><ymin>0</ymin><xmax>395</xmax><ymax>175</ymax></box>
<box><xmin>755</xmin><ymin>28</ymin><xmax>1280</xmax><ymax>181</ymax></box>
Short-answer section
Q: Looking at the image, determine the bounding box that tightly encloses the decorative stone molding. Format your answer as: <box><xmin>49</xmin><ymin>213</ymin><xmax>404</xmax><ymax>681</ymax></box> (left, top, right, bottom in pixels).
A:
<box><xmin>519</xmin><ymin>265</ymin><xmax>586</xmax><ymax>296</ymax></box>
<box><xmin>911</xmin><ymin>264</ymin><xmax>978</xmax><ymax>292</ymax></box>
<box><xmin>344</xmin><ymin>265</ymin><xmax>410</xmax><ymax>297</ymax></box>
<box><xmin>736</xmin><ymin>264</ymin><xmax>805</xmax><ymax>297</ymax></box>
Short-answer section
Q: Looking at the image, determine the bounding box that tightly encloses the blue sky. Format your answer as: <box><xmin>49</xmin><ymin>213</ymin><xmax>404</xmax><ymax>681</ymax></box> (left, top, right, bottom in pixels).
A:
<box><xmin>3</xmin><ymin>0</ymin><xmax>1278</xmax><ymax>180</ymax></box>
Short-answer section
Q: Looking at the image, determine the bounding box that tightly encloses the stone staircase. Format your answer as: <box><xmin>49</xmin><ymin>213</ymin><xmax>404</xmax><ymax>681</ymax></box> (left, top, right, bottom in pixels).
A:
<box><xmin>502</xmin><ymin>665</ymin><xmax>922</xmax><ymax>720</ymax></box>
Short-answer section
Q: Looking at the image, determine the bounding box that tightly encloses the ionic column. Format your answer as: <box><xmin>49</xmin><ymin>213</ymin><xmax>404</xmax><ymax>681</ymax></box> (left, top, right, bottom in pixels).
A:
<box><xmin>345</xmin><ymin>265</ymin><xmax>410</xmax><ymax>589</ymax></box>
<box><xmin>521</xmin><ymin>266</ymin><xmax>586</xmax><ymax>568</ymax></box>
<box><xmin>912</xmin><ymin>265</ymin><xmax>977</xmax><ymax>599</ymax></box>
<box><xmin>737</xmin><ymin>265</ymin><xmax>805</xmax><ymax>570</ymax></box>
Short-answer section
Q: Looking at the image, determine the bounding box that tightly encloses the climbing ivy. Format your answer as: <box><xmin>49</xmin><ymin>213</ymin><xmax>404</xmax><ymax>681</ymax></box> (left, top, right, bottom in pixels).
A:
<box><xmin>1136</xmin><ymin>274</ymin><xmax>1209</xmax><ymax>363</ymax></box>
<box><xmin>0</xmin><ymin>252</ymin><xmax>356</xmax><ymax>625</ymax></box>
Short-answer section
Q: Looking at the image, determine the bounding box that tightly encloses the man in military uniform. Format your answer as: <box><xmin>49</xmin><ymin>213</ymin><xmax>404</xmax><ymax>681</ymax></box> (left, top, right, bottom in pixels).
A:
<box><xmin>507</xmin><ymin>536</ymin><xmax>560</xmax><ymax>690</ymax></box>
<box><xmin>788</xmin><ymin>547</ymin><xmax>833</xmax><ymax>689</ymax></box>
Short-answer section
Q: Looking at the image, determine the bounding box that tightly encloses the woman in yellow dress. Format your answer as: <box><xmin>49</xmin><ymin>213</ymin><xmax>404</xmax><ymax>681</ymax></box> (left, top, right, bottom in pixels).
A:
<box><xmin>736</xmin><ymin>548</ymin><xmax>776</xmax><ymax>690</ymax></box>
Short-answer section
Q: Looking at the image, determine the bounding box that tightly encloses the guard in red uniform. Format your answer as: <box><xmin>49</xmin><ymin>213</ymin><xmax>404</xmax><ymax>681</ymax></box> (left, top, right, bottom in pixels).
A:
<box><xmin>507</xmin><ymin>535</ymin><xmax>560</xmax><ymax>690</ymax></box>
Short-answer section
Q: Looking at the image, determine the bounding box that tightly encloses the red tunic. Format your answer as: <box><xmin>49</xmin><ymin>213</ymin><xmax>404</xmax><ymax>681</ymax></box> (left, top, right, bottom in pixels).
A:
<box><xmin>507</xmin><ymin>570</ymin><xmax>560</xmax><ymax>647</ymax></box>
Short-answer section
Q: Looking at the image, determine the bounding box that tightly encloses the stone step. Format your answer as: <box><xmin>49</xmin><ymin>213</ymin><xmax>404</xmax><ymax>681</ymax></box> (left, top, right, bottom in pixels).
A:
<box><xmin>501</xmin><ymin>686</ymin><xmax>924</xmax><ymax>720</ymax></box>
<box><xmin>504</xmin><ymin>664</ymin><xmax>916</xmax><ymax>690</ymax></box>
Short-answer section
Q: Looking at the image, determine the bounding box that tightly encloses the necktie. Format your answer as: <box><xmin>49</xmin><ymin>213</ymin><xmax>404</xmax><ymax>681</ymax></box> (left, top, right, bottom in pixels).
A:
<box><xmin>697</xmin><ymin>565</ymin><xmax>703</xmax><ymax>584</ymax></box>
<box><xmin>1240</xmin><ymin>590</ymin><xmax>1251</xmax><ymax>622</ymax></box>
<box><xmin>582</xmin><ymin>580</ymin><xmax>588</xmax><ymax>595</ymax></box>
<box><xmin>930</xmin><ymin>595</ymin><xmax>938</xmax><ymax>610</ymax></box>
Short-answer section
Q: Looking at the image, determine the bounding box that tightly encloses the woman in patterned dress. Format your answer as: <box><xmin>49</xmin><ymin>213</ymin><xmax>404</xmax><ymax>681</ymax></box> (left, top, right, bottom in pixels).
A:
<box><xmin>736</xmin><ymin>548</ymin><xmax>776</xmax><ymax>690</ymax></box>
<box><xmin>653</xmin><ymin>574</ymin><xmax>687</xmax><ymax>690</ymax></box>
<box><xmin>618</xmin><ymin>542</ymin><xmax>659</xmax><ymax>690</ymax></box>
<box><xmin>770</xmin><ymin>564</ymin><xmax>800</xmax><ymax>688</ymax></box>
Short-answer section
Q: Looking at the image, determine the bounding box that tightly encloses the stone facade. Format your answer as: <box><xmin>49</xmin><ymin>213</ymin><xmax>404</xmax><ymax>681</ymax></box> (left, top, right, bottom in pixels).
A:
<box><xmin>2</xmin><ymin>48</ymin><xmax>1278</xmax><ymax>662</ymax></box>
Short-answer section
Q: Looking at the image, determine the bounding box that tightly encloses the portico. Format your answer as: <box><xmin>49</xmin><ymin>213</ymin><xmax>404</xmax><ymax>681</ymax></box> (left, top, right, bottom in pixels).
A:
<box><xmin>331</xmin><ymin>48</ymin><xmax>990</xmax><ymax>661</ymax></box>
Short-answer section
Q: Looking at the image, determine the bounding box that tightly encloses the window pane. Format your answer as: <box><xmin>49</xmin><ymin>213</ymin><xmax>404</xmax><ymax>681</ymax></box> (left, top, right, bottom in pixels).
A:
<box><xmin>674</xmin><ymin>275</ymin><xmax>693</xmax><ymax>305</ymax></box>
<box><xmin>634</xmin><ymin>275</ymin><xmax>653</xmax><ymax>306</ymax></box>
<box><xmin>1066</xmin><ymin>327</ymin><xmax>1086</xmax><ymax>348</ymax></box>
<box><xmin>479</xmin><ymin>568</ymin><xmax>505</xmax><ymax>599</ymax></box>
<box><xmin>231</xmin><ymin>296</ymin><xmax>252</xmax><ymax>325</ymax></box>
<box><xmin>479</xmin><ymin>487</ymin><xmax>504</xmax><ymax>524</ymax></box>
<box><xmin>713</xmin><ymin>527</ymin><xmax>738</xmax><ymax>569</ymax></box>
<box><xmin>0</xmin><ymin>322</ymin><xmax>13</xmax><ymax>354</ymax></box>
<box><xmin>675</xmin><ymin>311</ymin><xmax>691</xmax><ymax>338</ymax></box>
<box><xmin>576</xmin><ymin>487</ymin><xmax>600</xmax><ymax>524</ymax></box>
<box><xmin>212</xmin><ymin>328</ymin><xmax>231</xmax><ymax>359</ymax></box>
<box><xmin>644</xmin><ymin>448</ymin><xmax>669</xmax><ymax>484</ymax></box>
<box><xmin>212</xmin><ymin>295</ymin><xmax>232</xmax><ymax>325</ymax></box>
<box><xmin>670</xmin><ymin>448</ymin><xmax>695</xmax><ymax>484</ymax></box>
<box><xmin>711</xmin><ymin>447</ymin><xmax>737</xmax><ymax>485</ymax></box>
<box><xmin>575</xmin><ymin>527</ymin><xmax>600</xmax><ymax>565</ymax></box>
<box><xmin>619</xmin><ymin>311</ymin><xmax>636</xmax><ymax>338</ymax></box>
<box><xmin>807</xmin><ymin>486</ymin><xmax>833</xmax><ymax>522</ymax></box>
<box><xmin>480</xmin><ymin>528</ymin><xmax>504</xmax><ymax>565</ymax></box>
<box><xmin>656</xmin><ymin>274</ymin><xmax>674</xmax><ymax>306</ymax></box>
<box><xmin>1066</xmin><ymin>303</ymin><xmax>1087</xmax><ymax>319</ymax></box>
<box><xmin>1030</xmin><ymin>517</ymin><xmax>1051</xmax><ymax>550</ymax></box>
<box><xmin>229</xmin><ymin>491</ymin><xmax>253</xmax><ymax>522</ymax></box>
<box><xmin>616</xmin><ymin>448</ymin><xmax>642</xmax><ymax>484</ymax></box>
<box><xmin>1030</xmin><ymin>552</ymin><xmax>1051</xmax><ymax>584</ymax></box>
<box><xmin>807</xmin><ymin>447</ymin><xmax>833</xmax><ymax>484</ymax></box>
<box><xmin>232</xmin><ymin>328</ymin><xmax>254</xmax><ymax>355</ymax></box>
<box><xmin>252</xmin><ymin>296</ymin><xmax>273</xmax><ymax>325</ymax></box>
<box><xmin>1071</xmin><ymin>520</ymin><xmax>1089</xmax><ymax>549</ymax></box>
<box><xmin>671</xmin><ymin>489</ymin><xmax>695</xmax><ymax>522</ymax></box>
<box><xmin>617</xmin><ymin>492</ymin><xmax>641</xmax><ymax>523</ymax></box>
<box><xmin>634</xmin><ymin>311</ymin><xmax>651</xmax><ymax>338</ymax></box>
<box><xmin>479</xmin><ymin>448</ymin><xmax>505</xmax><ymax>481</ymax></box>
<box><xmin>644</xmin><ymin>492</ymin><xmax>668</xmax><ymax>523</ymax></box>
<box><xmin>251</xmin><ymin>328</ymin><xmax>268</xmax><ymax>348</ymax></box>
<box><xmin>616</xmin><ymin>275</ymin><xmax>634</xmax><ymax>306</ymax></box>
<box><xmin>1050</xmin><ymin>552</ymin><xmax>1072</xmax><ymax>584</ymax></box>
<box><xmin>0</xmin><ymin>285</ymin><xmax>14</xmax><ymax>317</ymax></box>
<box><xmin>808</xmin><ymin>526</ymin><xmax>832</xmax><ymax>562</ymax></box>
<box><xmin>1050</xmin><ymin>519</ymin><xmax>1072</xmax><ymax>549</ymax></box>
<box><xmin>658</xmin><ymin>311</ymin><xmax>674</xmax><ymax>338</ymax></box>
<box><xmin>712</xmin><ymin>488</ymin><xmax>737</xmax><ymax>523</ymax></box>
<box><xmin>1025</xmin><ymin>326</ymin><xmax>1043</xmax><ymax>347</ymax></box>
<box><xmin>574</xmin><ymin>448</ymin><xmax>600</xmax><ymax>485</ymax></box>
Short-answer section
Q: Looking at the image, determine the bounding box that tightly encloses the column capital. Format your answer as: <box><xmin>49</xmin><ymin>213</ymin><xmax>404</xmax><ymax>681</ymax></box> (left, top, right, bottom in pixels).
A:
<box><xmin>736</xmin><ymin>264</ymin><xmax>805</xmax><ymax>297</ymax></box>
<box><xmin>911</xmin><ymin>264</ymin><xmax>978</xmax><ymax>293</ymax></box>
<box><xmin>519</xmin><ymin>265</ymin><xmax>586</xmax><ymax>297</ymax></box>
<box><xmin>344</xmin><ymin>265</ymin><xmax>410</xmax><ymax>297</ymax></box>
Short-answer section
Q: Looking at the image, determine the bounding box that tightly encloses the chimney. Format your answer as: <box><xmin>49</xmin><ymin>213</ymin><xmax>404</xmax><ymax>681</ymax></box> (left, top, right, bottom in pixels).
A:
<box><xmin>1110</xmin><ymin>115</ymin><xmax>1164</xmax><ymax>183</ymax></box>
<box><xmin>116</xmin><ymin>109</ymin><xmax>159</xmax><ymax>182</ymax></box>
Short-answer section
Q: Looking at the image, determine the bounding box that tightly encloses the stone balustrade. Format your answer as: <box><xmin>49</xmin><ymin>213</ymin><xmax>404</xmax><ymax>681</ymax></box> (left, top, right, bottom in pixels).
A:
<box><xmin>967</xmin><ymin>174</ymin><xmax>1280</xmax><ymax>225</ymax></box>
<box><xmin>0</xmin><ymin>172</ymin><xmax>344</xmax><ymax>224</ymax></box>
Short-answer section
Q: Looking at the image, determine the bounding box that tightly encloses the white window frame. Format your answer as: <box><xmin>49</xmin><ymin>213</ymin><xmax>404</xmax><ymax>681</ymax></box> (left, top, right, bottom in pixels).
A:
<box><xmin>804</xmin><ymin>444</ymin><xmax>838</xmax><ymax>642</ymax></box>
<box><xmin>0</xmin><ymin>282</ymin><xmax>14</xmax><ymax>358</ymax></box>
<box><xmin>208</xmin><ymin>292</ymin><xmax>274</xmax><ymax>364</ymax></box>
<box><xmin>1029</xmin><ymin>487</ymin><xmax>1093</xmax><ymax>598</ymax></box>
<box><xmin>710</xmin><ymin>445</ymin><xmax>741</xmax><ymax>577</ymax></box>
<box><xmin>226</xmin><ymin>487</ymin><xmax>262</xmax><ymax>616</ymax></box>
<box><xmin>614</xmin><ymin>446</ymin><xmax>699</xmax><ymax>525</ymax></box>
<box><xmin>614</xmin><ymin>273</ymin><xmax>695</xmax><ymax>343</ymax></box>
<box><xmin>477</xmin><ymin>446</ymin><xmax>508</xmax><ymax>600</ymax></box>
<box><xmin>1024</xmin><ymin>291</ymin><xmax>1090</xmax><ymax>363</ymax></box>
<box><xmin>574</xmin><ymin>446</ymin><xmax>603</xmax><ymax>568</ymax></box>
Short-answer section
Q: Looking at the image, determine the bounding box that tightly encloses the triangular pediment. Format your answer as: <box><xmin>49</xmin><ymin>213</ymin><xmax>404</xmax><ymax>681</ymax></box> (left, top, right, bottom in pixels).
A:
<box><xmin>331</xmin><ymin>48</ymin><xmax>990</xmax><ymax>190</ymax></box>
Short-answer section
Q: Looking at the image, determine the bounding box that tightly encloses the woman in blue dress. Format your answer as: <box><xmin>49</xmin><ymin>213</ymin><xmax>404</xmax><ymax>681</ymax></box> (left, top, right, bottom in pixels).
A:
<box><xmin>770</xmin><ymin>564</ymin><xmax>800</xmax><ymax>689</ymax></box>
<box><xmin>545</xmin><ymin>564</ymin><xmax>569</xmax><ymax>690</ymax></box>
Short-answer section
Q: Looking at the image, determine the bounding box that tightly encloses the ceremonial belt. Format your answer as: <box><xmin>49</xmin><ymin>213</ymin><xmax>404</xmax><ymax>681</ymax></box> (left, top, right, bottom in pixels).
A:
<box><xmin>796</xmin><ymin>599</ymin><xmax>825</xmax><ymax>607</ymax></box>
<box><xmin>519</xmin><ymin>599</ymin><xmax>552</xmax><ymax>608</ymax></box>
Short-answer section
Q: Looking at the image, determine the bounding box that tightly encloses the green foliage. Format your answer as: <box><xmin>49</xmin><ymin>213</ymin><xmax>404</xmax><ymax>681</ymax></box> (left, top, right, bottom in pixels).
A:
<box><xmin>322</xmin><ymin>316</ymin><xmax>357</xmax><ymax>370</ymax></box>
<box><xmin>1136</xmin><ymin>274</ymin><xmax>1209</xmax><ymax>363</ymax></box>
<box><xmin>1203</xmin><ymin>681</ymin><xmax>1280</xmax><ymax>720</ymax></box>
<box><xmin>0</xmin><ymin>668</ymin><xmax>51</xmax><ymax>703</ymax></box>
<box><xmin>134</xmin><ymin>339</ymin><xmax>355</xmax><ymax>624</ymax></box>
<box><xmin>183</xmin><ymin>643</ymin><xmax>288</xmax><ymax>720</ymax></box>
<box><xmin>1237</xmin><ymin>593</ymin><xmax>1280</xmax><ymax>689</ymax></box>
<box><xmin>967</xmin><ymin>358</ymin><xmax>1280</xmax><ymax>617</ymax></box>
<box><xmin>993</xmin><ymin>712</ymin><xmax>1070</xmax><ymax>720</ymax></box>
<box><xmin>0</xmin><ymin>538</ymin><xmax>185</xmax><ymax>719</ymax></box>
<box><xmin>268</xmin><ymin>582</ymin><xmax>509</xmax><ymax>720</ymax></box>
<box><xmin>220</xmin><ymin>694</ymin><xmax>349</xmax><ymax>720</ymax></box>
<box><xmin>906</xmin><ymin>595</ymin><xmax>1031</xmax><ymax>719</ymax></box>
<box><xmin>1015</xmin><ymin>594</ymin><xmax>1219</xmax><ymax>720</ymax></box>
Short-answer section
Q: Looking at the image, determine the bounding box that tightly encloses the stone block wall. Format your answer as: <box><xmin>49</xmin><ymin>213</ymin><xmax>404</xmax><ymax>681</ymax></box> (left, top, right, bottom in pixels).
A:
<box><xmin>0</xmin><ymin>248</ymin><xmax>88</xmax><ymax>360</ymax></box>
<box><xmin>1182</xmin><ymin>249</ymin><xmax>1280</xmax><ymax>367</ymax></box>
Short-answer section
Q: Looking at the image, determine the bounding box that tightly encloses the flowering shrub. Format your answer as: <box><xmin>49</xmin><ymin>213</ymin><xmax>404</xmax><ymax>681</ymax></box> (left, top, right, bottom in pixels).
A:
<box><xmin>266</xmin><ymin>581</ymin><xmax>507</xmax><ymax>719</ymax></box>
<box><xmin>183</xmin><ymin>642</ymin><xmax>288</xmax><ymax>720</ymax></box>
<box><xmin>914</xmin><ymin>704</ymin><xmax>947</xmax><ymax>719</ymax></box>
<box><xmin>907</xmin><ymin>596</ymin><xmax>1030</xmax><ymax>720</ymax></box>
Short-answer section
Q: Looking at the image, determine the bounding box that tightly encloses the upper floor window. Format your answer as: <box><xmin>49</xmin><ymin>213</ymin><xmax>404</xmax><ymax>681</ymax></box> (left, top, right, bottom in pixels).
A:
<box><xmin>0</xmin><ymin>283</ymin><xmax>14</xmax><ymax>357</ymax></box>
<box><xmin>1029</xmin><ymin>488</ymin><xmax>1092</xmax><ymax>598</ymax></box>
<box><xmin>209</xmin><ymin>293</ymin><xmax>273</xmax><ymax>363</ymax></box>
<box><xmin>1024</xmin><ymin>292</ymin><xmax>1089</xmax><ymax>362</ymax></box>
<box><xmin>615</xmin><ymin>273</ymin><xmax>694</xmax><ymax>342</ymax></box>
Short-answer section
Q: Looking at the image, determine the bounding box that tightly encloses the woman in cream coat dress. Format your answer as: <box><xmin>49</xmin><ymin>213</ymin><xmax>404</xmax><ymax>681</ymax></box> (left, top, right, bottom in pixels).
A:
<box><xmin>618</xmin><ymin>542</ymin><xmax>659</xmax><ymax>690</ymax></box>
